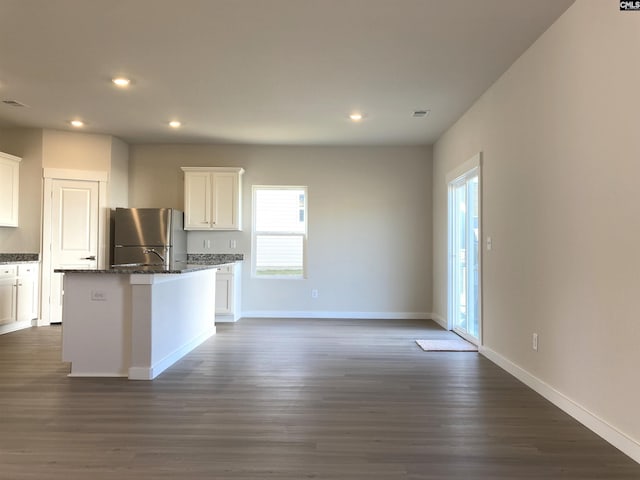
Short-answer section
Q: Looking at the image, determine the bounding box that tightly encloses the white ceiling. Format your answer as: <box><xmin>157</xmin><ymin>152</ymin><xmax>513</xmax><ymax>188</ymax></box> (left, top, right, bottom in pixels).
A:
<box><xmin>0</xmin><ymin>0</ymin><xmax>574</xmax><ymax>146</ymax></box>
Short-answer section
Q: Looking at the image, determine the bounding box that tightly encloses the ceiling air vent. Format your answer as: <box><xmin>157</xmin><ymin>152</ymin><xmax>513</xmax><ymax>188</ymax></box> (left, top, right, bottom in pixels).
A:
<box><xmin>2</xmin><ymin>99</ymin><xmax>28</xmax><ymax>107</ymax></box>
<box><xmin>412</xmin><ymin>109</ymin><xmax>430</xmax><ymax>118</ymax></box>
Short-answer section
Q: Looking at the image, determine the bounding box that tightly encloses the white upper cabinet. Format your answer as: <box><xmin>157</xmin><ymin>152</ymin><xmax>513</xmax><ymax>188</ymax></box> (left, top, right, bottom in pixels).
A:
<box><xmin>181</xmin><ymin>167</ymin><xmax>244</xmax><ymax>231</ymax></box>
<box><xmin>0</xmin><ymin>152</ymin><xmax>22</xmax><ymax>227</ymax></box>
<box><xmin>184</xmin><ymin>170</ymin><xmax>212</xmax><ymax>228</ymax></box>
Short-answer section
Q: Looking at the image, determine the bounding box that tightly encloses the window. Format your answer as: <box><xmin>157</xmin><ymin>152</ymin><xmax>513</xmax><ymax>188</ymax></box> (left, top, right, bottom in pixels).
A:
<box><xmin>252</xmin><ymin>186</ymin><xmax>307</xmax><ymax>278</ymax></box>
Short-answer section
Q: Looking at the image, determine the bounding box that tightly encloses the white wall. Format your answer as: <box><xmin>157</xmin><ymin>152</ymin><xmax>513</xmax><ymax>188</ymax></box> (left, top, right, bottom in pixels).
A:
<box><xmin>129</xmin><ymin>144</ymin><xmax>433</xmax><ymax>317</ymax></box>
<box><xmin>0</xmin><ymin>128</ymin><xmax>43</xmax><ymax>253</ymax></box>
<box><xmin>433</xmin><ymin>0</ymin><xmax>640</xmax><ymax>452</ymax></box>
<box><xmin>109</xmin><ymin>136</ymin><xmax>129</xmax><ymax>208</ymax></box>
<box><xmin>0</xmin><ymin>127</ymin><xmax>128</xmax><ymax>256</ymax></box>
<box><xmin>42</xmin><ymin>129</ymin><xmax>112</xmax><ymax>171</ymax></box>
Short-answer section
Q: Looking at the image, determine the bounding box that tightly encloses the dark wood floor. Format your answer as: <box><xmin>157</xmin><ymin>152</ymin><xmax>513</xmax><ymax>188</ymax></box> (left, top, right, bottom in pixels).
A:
<box><xmin>0</xmin><ymin>318</ymin><xmax>638</xmax><ymax>479</ymax></box>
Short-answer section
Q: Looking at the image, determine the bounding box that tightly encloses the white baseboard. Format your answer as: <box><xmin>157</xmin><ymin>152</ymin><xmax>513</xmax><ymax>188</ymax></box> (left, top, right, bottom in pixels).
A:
<box><xmin>241</xmin><ymin>310</ymin><xmax>433</xmax><ymax>320</ymax></box>
<box><xmin>0</xmin><ymin>320</ymin><xmax>33</xmax><ymax>336</ymax></box>
<box><xmin>480</xmin><ymin>346</ymin><xmax>640</xmax><ymax>464</ymax></box>
<box><xmin>430</xmin><ymin>312</ymin><xmax>448</xmax><ymax>330</ymax></box>
<box><xmin>215</xmin><ymin>313</ymin><xmax>240</xmax><ymax>323</ymax></box>
<box><xmin>68</xmin><ymin>371</ymin><xmax>127</xmax><ymax>378</ymax></box>
<box><xmin>128</xmin><ymin>366</ymin><xmax>154</xmax><ymax>381</ymax></box>
<box><xmin>129</xmin><ymin>325</ymin><xmax>216</xmax><ymax>380</ymax></box>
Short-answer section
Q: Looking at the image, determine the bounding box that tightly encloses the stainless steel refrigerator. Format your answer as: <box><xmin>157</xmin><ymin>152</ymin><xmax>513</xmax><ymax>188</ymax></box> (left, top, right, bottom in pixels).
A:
<box><xmin>112</xmin><ymin>208</ymin><xmax>187</xmax><ymax>267</ymax></box>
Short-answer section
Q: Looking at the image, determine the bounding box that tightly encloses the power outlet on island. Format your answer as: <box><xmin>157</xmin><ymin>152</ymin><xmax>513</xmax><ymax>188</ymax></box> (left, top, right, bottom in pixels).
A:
<box><xmin>311</xmin><ymin>289</ymin><xmax>319</xmax><ymax>299</ymax></box>
<box><xmin>91</xmin><ymin>290</ymin><xmax>107</xmax><ymax>301</ymax></box>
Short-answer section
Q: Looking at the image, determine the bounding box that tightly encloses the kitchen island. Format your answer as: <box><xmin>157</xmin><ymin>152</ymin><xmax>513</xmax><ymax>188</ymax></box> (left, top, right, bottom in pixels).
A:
<box><xmin>56</xmin><ymin>263</ymin><xmax>221</xmax><ymax>380</ymax></box>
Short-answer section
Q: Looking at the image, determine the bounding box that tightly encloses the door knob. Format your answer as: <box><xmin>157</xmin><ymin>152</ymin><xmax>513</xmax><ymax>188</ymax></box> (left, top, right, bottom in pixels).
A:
<box><xmin>83</xmin><ymin>256</ymin><xmax>96</xmax><ymax>260</ymax></box>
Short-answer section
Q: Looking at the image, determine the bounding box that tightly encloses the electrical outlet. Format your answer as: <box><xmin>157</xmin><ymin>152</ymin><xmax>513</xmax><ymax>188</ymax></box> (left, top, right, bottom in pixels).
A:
<box><xmin>311</xmin><ymin>289</ymin><xmax>319</xmax><ymax>298</ymax></box>
<box><xmin>91</xmin><ymin>290</ymin><xmax>107</xmax><ymax>301</ymax></box>
<box><xmin>532</xmin><ymin>333</ymin><xmax>538</xmax><ymax>351</ymax></box>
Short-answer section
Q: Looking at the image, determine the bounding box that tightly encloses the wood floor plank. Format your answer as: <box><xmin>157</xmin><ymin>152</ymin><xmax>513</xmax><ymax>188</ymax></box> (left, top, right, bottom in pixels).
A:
<box><xmin>0</xmin><ymin>318</ymin><xmax>638</xmax><ymax>479</ymax></box>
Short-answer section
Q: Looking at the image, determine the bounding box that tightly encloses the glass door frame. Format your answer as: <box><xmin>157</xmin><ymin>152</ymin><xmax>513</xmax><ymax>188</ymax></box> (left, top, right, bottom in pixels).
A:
<box><xmin>447</xmin><ymin>152</ymin><xmax>482</xmax><ymax>346</ymax></box>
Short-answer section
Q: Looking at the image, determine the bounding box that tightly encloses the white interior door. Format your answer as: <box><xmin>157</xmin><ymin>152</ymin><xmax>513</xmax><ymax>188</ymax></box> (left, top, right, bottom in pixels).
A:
<box><xmin>448</xmin><ymin>156</ymin><xmax>481</xmax><ymax>345</ymax></box>
<box><xmin>49</xmin><ymin>179</ymin><xmax>99</xmax><ymax>323</ymax></box>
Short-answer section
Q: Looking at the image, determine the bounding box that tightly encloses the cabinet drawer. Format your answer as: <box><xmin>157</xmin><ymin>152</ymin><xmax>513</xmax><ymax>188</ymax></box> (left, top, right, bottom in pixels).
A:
<box><xmin>217</xmin><ymin>265</ymin><xmax>233</xmax><ymax>274</ymax></box>
<box><xmin>0</xmin><ymin>265</ymin><xmax>17</xmax><ymax>278</ymax></box>
<box><xmin>17</xmin><ymin>264</ymin><xmax>37</xmax><ymax>276</ymax></box>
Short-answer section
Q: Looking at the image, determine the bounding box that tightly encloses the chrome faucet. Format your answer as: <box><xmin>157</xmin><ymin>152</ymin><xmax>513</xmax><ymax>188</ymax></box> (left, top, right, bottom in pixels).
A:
<box><xmin>143</xmin><ymin>248</ymin><xmax>166</xmax><ymax>263</ymax></box>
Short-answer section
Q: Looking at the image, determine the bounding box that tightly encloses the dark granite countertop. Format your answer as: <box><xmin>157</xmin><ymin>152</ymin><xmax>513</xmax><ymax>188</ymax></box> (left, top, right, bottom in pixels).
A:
<box><xmin>5</xmin><ymin>253</ymin><xmax>243</xmax><ymax>269</ymax></box>
<box><xmin>187</xmin><ymin>253</ymin><xmax>244</xmax><ymax>264</ymax></box>
<box><xmin>0</xmin><ymin>253</ymin><xmax>39</xmax><ymax>265</ymax></box>
<box><xmin>55</xmin><ymin>261</ymin><xmax>229</xmax><ymax>275</ymax></box>
<box><xmin>53</xmin><ymin>253</ymin><xmax>244</xmax><ymax>273</ymax></box>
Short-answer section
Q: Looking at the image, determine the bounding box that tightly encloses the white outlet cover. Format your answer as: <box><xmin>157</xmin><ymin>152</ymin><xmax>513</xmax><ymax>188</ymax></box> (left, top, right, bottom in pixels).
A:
<box><xmin>91</xmin><ymin>290</ymin><xmax>107</xmax><ymax>301</ymax></box>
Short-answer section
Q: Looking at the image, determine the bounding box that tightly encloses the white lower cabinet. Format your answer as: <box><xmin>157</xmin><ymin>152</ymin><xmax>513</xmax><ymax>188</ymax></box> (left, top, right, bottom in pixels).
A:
<box><xmin>0</xmin><ymin>276</ymin><xmax>16</xmax><ymax>326</ymax></box>
<box><xmin>17</xmin><ymin>264</ymin><xmax>38</xmax><ymax>323</ymax></box>
<box><xmin>215</xmin><ymin>263</ymin><xmax>241</xmax><ymax>322</ymax></box>
<box><xmin>0</xmin><ymin>263</ymin><xmax>39</xmax><ymax>333</ymax></box>
<box><xmin>215</xmin><ymin>273</ymin><xmax>232</xmax><ymax>314</ymax></box>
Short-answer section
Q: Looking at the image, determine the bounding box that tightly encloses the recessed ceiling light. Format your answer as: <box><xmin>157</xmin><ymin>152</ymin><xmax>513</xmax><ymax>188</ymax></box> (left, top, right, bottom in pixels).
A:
<box><xmin>112</xmin><ymin>77</ymin><xmax>131</xmax><ymax>87</ymax></box>
<box><xmin>70</xmin><ymin>120</ymin><xmax>84</xmax><ymax>127</ymax></box>
<box><xmin>349</xmin><ymin>113</ymin><xmax>364</xmax><ymax>121</ymax></box>
<box><xmin>169</xmin><ymin>120</ymin><xmax>181</xmax><ymax>128</ymax></box>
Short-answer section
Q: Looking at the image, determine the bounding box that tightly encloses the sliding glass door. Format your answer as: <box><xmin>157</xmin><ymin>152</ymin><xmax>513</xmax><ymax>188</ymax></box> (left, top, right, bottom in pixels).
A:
<box><xmin>448</xmin><ymin>164</ymin><xmax>480</xmax><ymax>344</ymax></box>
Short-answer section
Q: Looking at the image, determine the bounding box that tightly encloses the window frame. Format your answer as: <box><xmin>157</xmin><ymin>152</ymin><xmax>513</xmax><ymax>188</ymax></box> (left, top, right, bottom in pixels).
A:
<box><xmin>251</xmin><ymin>185</ymin><xmax>308</xmax><ymax>279</ymax></box>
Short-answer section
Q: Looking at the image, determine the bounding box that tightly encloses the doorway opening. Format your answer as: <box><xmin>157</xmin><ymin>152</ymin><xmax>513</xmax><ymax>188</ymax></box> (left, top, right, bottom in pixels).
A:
<box><xmin>447</xmin><ymin>153</ymin><xmax>481</xmax><ymax>345</ymax></box>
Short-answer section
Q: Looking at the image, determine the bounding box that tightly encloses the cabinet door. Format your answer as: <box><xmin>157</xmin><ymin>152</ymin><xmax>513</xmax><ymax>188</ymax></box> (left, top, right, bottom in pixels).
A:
<box><xmin>0</xmin><ymin>278</ymin><xmax>17</xmax><ymax>325</ymax></box>
<box><xmin>0</xmin><ymin>155</ymin><xmax>20</xmax><ymax>227</ymax></box>
<box><xmin>184</xmin><ymin>172</ymin><xmax>212</xmax><ymax>230</ymax></box>
<box><xmin>211</xmin><ymin>173</ymin><xmax>239</xmax><ymax>230</ymax></box>
<box><xmin>215</xmin><ymin>275</ymin><xmax>233</xmax><ymax>314</ymax></box>
<box><xmin>16</xmin><ymin>276</ymin><xmax>36</xmax><ymax>322</ymax></box>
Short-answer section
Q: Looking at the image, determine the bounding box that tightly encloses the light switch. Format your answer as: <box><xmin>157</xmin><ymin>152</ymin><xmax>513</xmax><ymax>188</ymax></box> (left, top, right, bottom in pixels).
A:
<box><xmin>486</xmin><ymin>236</ymin><xmax>492</xmax><ymax>251</ymax></box>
